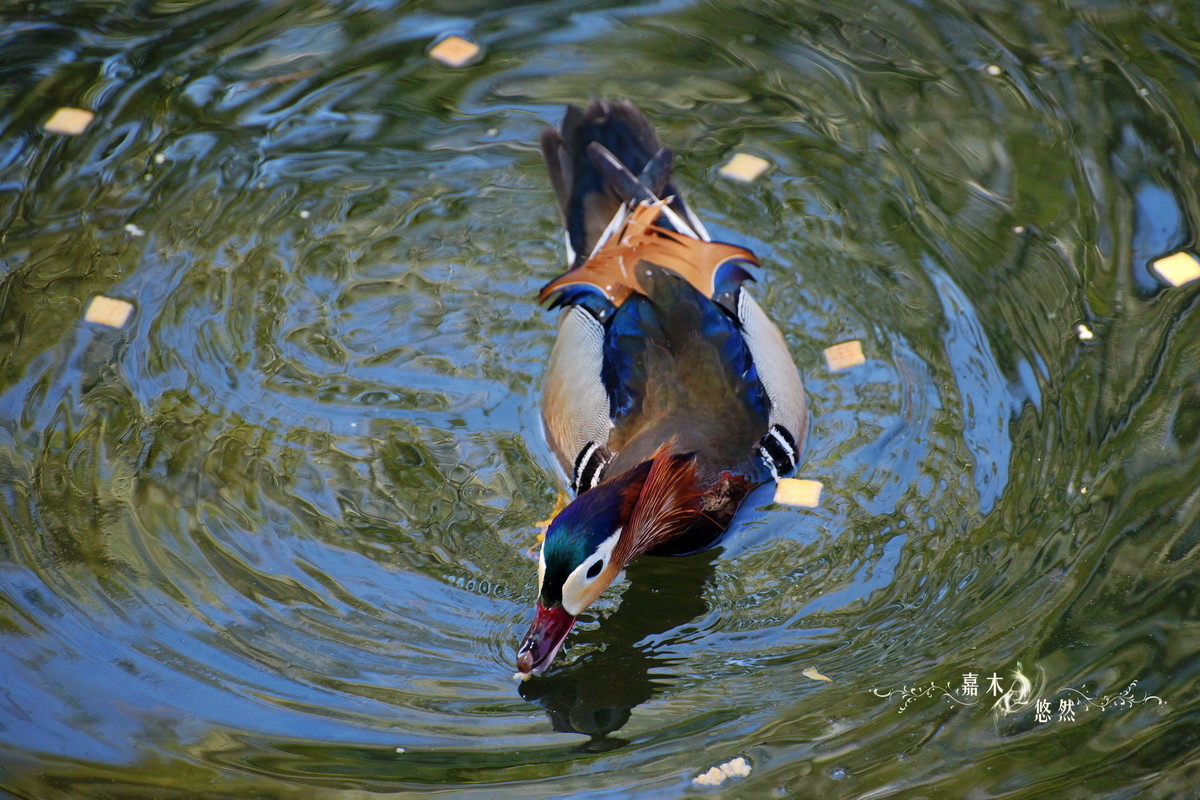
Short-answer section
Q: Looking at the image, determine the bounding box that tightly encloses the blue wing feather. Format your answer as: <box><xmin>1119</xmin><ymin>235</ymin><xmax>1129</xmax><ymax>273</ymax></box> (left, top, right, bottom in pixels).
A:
<box><xmin>600</xmin><ymin>270</ymin><xmax>768</xmax><ymax>429</ymax></box>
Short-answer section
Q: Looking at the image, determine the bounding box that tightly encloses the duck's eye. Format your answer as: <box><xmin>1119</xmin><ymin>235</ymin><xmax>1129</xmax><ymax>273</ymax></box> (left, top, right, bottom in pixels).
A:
<box><xmin>586</xmin><ymin>559</ymin><xmax>604</xmax><ymax>580</ymax></box>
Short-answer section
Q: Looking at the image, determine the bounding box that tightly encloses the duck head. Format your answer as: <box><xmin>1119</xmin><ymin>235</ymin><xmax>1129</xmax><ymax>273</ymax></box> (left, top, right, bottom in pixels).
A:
<box><xmin>516</xmin><ymin>446</ymin><xmax>703</xmax><ymax>676</ymax></box>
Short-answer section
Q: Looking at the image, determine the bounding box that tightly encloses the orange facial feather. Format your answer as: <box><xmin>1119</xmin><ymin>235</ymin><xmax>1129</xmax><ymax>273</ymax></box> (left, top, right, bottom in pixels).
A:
<box><xmin>614</xmin><ymin>443</ymin><xmax>704</xmax><ymax>565</ymax></box>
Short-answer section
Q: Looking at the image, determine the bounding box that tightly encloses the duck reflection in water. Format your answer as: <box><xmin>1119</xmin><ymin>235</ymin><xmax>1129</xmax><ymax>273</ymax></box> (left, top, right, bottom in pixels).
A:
<box><xmin>518</xmin><ymin>550</ymin><xmax>718</xmax><ymax>746</ymax></box>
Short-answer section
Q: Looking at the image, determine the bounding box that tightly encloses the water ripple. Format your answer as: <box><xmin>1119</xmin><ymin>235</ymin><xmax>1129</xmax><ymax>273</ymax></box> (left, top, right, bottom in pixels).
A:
<box><xmin>1</xmin><ymin>0</ymin><xmax>1198</xmax><ymax>797</ymax></box>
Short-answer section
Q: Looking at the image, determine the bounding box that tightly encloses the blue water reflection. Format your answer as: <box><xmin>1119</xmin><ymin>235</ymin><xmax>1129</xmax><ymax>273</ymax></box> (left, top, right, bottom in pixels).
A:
<box><xmin>1</xmin><ymin>0</ymin><xmax>1198</xmax><ymax>797</ymax></box>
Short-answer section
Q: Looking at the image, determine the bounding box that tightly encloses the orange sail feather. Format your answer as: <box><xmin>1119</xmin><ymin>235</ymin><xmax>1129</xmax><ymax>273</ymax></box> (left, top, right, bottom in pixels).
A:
<box><xmin>539</xmin><ymin>201</ymin><xmax>757</xmax><ymax>308</ymax></box>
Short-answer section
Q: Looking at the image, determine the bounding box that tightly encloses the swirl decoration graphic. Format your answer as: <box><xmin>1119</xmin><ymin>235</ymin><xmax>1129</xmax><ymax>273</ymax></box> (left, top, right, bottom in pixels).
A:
<box><xmin>1055</xmin><ymin>680</ymin><xmax>1165</xmax><ymax>711</ymax></box>
<box><xmin>991</xmin><ymin>663</ymin><xmax>1041</xmax><ymax>716</ymax></box>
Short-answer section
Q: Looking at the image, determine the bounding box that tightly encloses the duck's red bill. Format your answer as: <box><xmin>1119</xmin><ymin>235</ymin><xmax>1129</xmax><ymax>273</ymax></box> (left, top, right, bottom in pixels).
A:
<box><xmin>516</xmin><ymin>602</ymin><xmax>576</xmax><ymax>676</ymax></box>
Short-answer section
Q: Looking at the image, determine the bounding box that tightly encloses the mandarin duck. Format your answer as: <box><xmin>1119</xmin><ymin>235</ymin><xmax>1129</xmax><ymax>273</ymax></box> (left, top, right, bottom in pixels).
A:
<box><xmin>516</xmin><ymin>101</ymin><xmax>808</xmax><ymax>677</ymax></box>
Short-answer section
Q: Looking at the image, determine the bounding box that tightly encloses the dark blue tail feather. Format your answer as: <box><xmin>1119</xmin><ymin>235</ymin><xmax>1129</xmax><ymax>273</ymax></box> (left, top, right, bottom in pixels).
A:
<box><xmin>541</xmin><ymin>101</ymin><xmax>701</xmax><ymax>265</ymax></box>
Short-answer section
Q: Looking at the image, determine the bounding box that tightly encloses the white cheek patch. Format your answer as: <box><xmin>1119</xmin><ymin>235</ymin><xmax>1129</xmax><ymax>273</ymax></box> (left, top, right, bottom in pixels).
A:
<box><xmin>560</xmin><ymin>528</ymin><xmax>621</xmax><ymax>616</ymax></box>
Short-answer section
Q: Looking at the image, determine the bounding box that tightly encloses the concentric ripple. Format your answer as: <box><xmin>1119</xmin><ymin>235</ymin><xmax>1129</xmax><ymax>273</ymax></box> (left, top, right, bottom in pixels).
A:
<box><xmin>1</xmin><ymin>0</ymin><xmax>1198</xmax><ymax>797</ymax></box>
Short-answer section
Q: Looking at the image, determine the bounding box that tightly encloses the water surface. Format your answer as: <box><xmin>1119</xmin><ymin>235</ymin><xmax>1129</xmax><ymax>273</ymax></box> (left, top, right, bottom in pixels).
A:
<box><xmin>2</xmin><ymin>0</ymin><xmax>1198</xmax><ymax>797</ymax></box>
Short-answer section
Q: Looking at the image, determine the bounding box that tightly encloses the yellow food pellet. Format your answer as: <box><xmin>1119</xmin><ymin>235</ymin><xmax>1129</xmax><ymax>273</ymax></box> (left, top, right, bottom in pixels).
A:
<box><xmin>84</xmin><ymin>296</ymin><xmax>134</xmax><ymax>328</ymax></box>
<box><xmin>429</xmin><ymin>35</ymin><xmax>481</xmax><ymax>67</ymax></box>
<box><xmin>774</xmin><ymin>478</ymin><xmax>822</xmax><ymax>508</ymax></box>
<box><xmin>718</xmin><ymin>152</ymin><xmax>770</xmax><ymax>182</ymax></box>
<box><xmin>44</xmin><ymin>107</ymin><xmax>95</xmax><ymax>135</ymax></box>
<box><xmin>692</xmin><ymin>767</ymin><xmax>725</xmax><ymax>787</ymax></box>
<box><xmin>1152</xmin><ymin>251</ymin><xmax>1200</xmax><ymax>287</ymax></box>
<box><xmin>824</xmin><ymin>339</ymin><xmax>865</xmax><ymax>371</ymax></box>
<box><xmin>803</xmin><ymin>666</ymin><xmax>833</xmax><ymax>682</ymax></box>
<box><xmin>692</xmin><ymin>757</ymin><xmax>752</xmax><ymax>786</ymax></box>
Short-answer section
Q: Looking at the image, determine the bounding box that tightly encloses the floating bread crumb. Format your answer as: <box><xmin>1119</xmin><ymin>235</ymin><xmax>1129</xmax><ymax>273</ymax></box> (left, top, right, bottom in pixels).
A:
<box><xmin>44</xmin><ymin>107</ymin><xmax>95</xmax><ymax>135</ymax></box>
<box><xmin>692</xmin><ymin>756</ymin><xmax>752</xmax><ymax>786</ymax></box>
<box><xmin>1075</xmin><ymin>323</ymin><xmax>1094</xmax><ymax>341</ymax></box>
<box><xmin>824</xmin><ymin>340</ymin><xmax>865</xmax><ymax>371</ymax></box>
<box><xmin>429</xmin><ymin>35</ymin><xmax>481</xmax><ymax>67</ymax></box>
<box><xmin>84</xmin><ymin>296</ymin><xmax>134</xmax><ymax>328</ymax></box>
<box><xmin>513</xmin><ymin>670</ymin><xmax>532</xmax><ymax>682</ymax></box>
<box><xmin>803</xmin><ymin>666</ymin><xmax>833</xmax><ymax>682</ymax></box>
<box><xmin>718</xmin><ymin>153</ymin><xmax>770</xmax><ymax>182</ymax></box>
<box><xmin>775</xmin><ymin>478</ymin><xmax>822</xmax><ymax>508</ymax></box>
<box><xmin>1152</xmin><ymin>251</ymin><xmax>1200</xmax><ymax>287</ymax></box>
